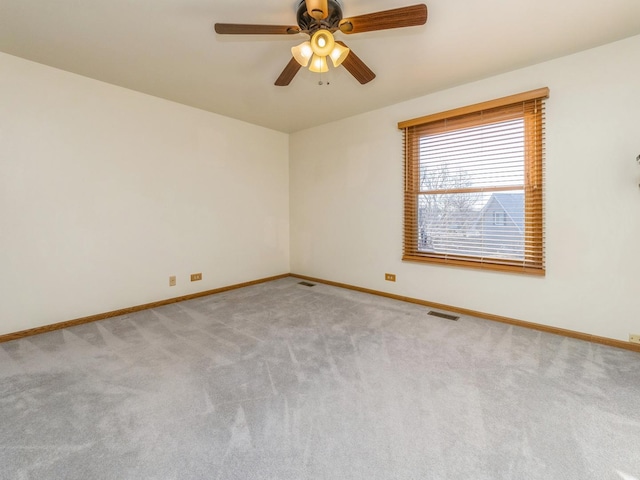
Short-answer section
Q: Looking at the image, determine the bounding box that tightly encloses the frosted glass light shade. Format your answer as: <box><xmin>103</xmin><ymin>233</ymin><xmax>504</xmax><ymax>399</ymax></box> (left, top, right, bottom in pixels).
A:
<box><xmin>329</xmin><ymin>43</ymin><xmax>350</xmax><ymax>67</ymax></box>
<box><xmin>310</xmin><ymin>30</ymin><xmax>335</xmax><ymax>57</ymax></box>
<box><xmin>291</xmin><ymin>41</ymin><xmax>313</xmax><ymax>67</ymax></box>
<box><xmin>309</xmin><ymin>54</ymin><xmax>329</xmax><ymax>73</ymax></box>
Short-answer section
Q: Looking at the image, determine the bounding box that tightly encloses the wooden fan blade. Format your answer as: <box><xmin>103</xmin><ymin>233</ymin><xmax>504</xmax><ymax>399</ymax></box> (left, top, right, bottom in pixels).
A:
<box><xmin>339</xmin><ymin>4</ymin><xmax>427</xmax><ymax>34</ymax></box>
<box><xmin>336</xmin><ymin>41</ymin><xmax>376</xmax><ymax>84</ymax></box>
<box><xmin>214</xmin><ymin>23</ymin><xmax>301</xmax><ymax>35</ymax></box>
<box><xmin>275</xmin><ymin>58</ymin><xmax>303</xmax><ymax>86</ymax></box>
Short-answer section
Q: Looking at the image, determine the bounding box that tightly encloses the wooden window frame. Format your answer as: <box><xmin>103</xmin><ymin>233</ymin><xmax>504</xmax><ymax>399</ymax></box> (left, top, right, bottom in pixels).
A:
<box><xmin>399</xmin><ymin>88</ymin><xmax>549</xmax><ymax>275</ymax></box>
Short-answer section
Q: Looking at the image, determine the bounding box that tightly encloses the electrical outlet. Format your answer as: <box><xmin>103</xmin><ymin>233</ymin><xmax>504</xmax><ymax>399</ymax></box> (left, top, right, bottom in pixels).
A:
<box><xmin>385</xmin><ymin>273</ymin><xmax>396</xmax><ymax>282</ymax></box>
<box><xmin>169</xmin><ymin>275</ymin><xmax>176</xmax><ymax>287</ymax></box>
<box><xmin>190</xmin><ymin>273</ymin><xmax>202</xmax><ymax>282</ymax></box>
<box><xmin>629</xmin><ymin>334</ymin><xmax>640</xmax><ymax>345</ymax></box>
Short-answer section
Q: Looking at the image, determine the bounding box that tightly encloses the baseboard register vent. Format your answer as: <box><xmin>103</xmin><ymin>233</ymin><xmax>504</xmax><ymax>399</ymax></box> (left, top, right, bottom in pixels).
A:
<box><xmin>298</xmin><ymin>281</ymin><xmax>316</xmax><ymax>287</ymax></box>
<box><xmin>428</xmin><ymin>311</ymin><xmax>459</xmax><ymax>321</ymax></box>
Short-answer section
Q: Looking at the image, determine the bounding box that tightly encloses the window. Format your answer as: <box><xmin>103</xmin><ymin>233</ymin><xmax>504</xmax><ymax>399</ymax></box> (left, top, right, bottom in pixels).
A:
<box><xmin>399</xmin><ymin>88</ymin><xmax>548</xmax><ymax>275</ymax></box>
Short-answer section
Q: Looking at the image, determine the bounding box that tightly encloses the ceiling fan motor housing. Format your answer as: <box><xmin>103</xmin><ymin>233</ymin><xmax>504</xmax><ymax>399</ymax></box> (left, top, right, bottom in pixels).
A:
<box><xmin>296</xmin><ymin>0</ymin><xmax>343</xmax><ymax>33</ymax></box>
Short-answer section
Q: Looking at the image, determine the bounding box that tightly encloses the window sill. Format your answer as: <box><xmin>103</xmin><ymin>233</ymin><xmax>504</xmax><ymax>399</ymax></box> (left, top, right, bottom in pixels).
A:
<box><xmin>402</xmin><ymin>254</ymin><xmax>545</xmax><ymax>276</ymax></box>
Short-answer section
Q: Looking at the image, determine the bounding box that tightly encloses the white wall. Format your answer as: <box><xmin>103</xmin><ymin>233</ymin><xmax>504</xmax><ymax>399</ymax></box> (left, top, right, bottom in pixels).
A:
<box><xmin>290</xmin><ymin>35</ymin><xmax>640</xmax><ymax>342</ymax></box>
<box><xmin>3</xmin><ymin>35</ymin><xmax>639</xmax><ymax>342</ymax></box>
<box><xmin>0</xmin><ymin>52</ymin><xmax>290</xmax><ymax>336</ymax></box>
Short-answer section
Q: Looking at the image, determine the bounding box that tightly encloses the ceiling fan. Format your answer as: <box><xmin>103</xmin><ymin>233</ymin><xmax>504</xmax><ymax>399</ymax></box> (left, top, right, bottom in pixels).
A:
<box><xmin>214</xmin><ymin>0</ymin><xmax>427</xmax><ymax>86</ymax></box>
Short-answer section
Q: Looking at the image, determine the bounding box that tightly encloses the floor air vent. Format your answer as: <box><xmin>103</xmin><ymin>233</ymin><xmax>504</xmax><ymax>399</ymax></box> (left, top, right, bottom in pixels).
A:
<box><xmin>298</xmin><ymin>281</ymin><xmax>316</xmax><ymax>287</ymax></box>
<box><xmin>428</xmin><ymin>311</ymin><xmax>459</xmax><ymax>321</ymax></box>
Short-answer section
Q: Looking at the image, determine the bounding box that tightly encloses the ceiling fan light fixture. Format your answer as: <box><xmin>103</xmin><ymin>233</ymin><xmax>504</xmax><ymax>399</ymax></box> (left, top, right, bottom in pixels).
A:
<box><xmin>310</xmin><ymin>29</ymin><xmax>335</xmax><ymax>57</ymax></box>
<box><xmin>309</xmin><ymin>54</ymin><xmax>329</xmax><ymax>73</ymax></box>
<box><xmin>291</xmin><ymin>41</ymin><xmax>313</xmax><ymax>66</ymax></box>
<box><xmin>217</xmin><ymin>1</ymin><xmax>429</xmax><ymax>86</ymax></box>
<box><xmin>305</xmin><ymin>0</ymin><xmax>329</xmax><ymax>20</ymax></box>
<box><xmin>329</xmin><ymin>43</ymin><xmax>350</xmax><ymax>67</ymax></box>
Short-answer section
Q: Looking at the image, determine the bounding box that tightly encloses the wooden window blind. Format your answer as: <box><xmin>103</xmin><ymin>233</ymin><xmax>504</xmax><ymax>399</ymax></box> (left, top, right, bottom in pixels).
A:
<box><xmin>398</xmin><ymin>88</ymin><xmax>548</xmax><ymax>275</ymax></box>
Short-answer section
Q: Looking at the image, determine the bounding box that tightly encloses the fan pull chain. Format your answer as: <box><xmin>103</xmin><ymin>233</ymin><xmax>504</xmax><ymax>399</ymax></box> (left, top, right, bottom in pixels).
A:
<box><xmin>317</xmin><ymin>70</ymin><xmax>330</xmax><ymax>86</ymax></box>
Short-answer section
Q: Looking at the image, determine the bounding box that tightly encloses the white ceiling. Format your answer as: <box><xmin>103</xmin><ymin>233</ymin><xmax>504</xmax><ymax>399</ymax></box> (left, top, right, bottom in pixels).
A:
<box><xmin>1</xmin><ymin>0</ymin><xmax>640</xmax><ymax>133</ymax></box>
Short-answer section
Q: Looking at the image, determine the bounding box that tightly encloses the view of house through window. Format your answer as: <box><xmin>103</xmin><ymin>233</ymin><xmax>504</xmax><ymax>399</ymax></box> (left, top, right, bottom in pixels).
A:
<box><xmin>417</xmin><ymin>119</ymin><xmax>526</xmax><ymax>260</ymax></box>
<box><xmin>399</xmin><ymin>88</ymin><xmax>548</xmax><ymax>275</ymax></box>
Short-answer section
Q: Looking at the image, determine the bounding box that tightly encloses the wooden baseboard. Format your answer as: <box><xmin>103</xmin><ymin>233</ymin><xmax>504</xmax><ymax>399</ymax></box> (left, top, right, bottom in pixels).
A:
<box><xmin>290</xmin><ymin>274</ymin><xmax>640</xmax><ymax>354</ymax></box>
<box><xmin>0</xmin><ymin>274</ymin><xmax>289</xmax><ymax>344</ymax></box>
<box><xmin>3</xmin><ymin>272</ymin><xmax>638</xmax><ymax>354</ymax></box>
